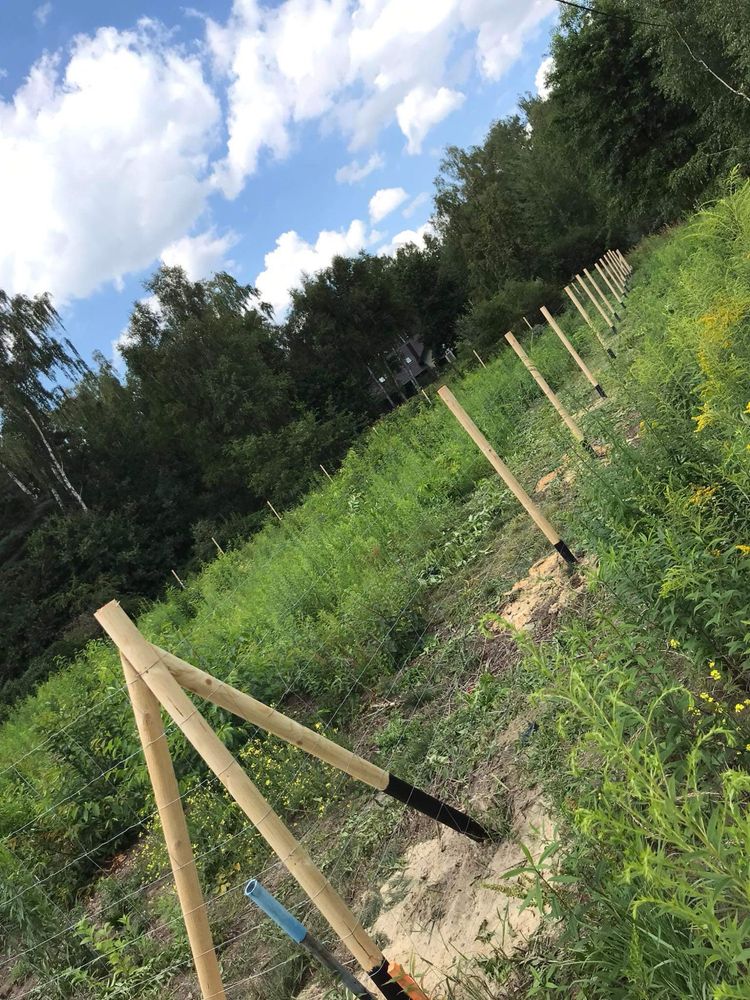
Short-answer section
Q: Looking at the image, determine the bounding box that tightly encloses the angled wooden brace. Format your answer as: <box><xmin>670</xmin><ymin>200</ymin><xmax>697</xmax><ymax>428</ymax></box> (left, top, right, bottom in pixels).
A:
<box><xmin>96</xmin><ymin>601</ymin><xmax>421</xmax><ymax>1000</ymax></box>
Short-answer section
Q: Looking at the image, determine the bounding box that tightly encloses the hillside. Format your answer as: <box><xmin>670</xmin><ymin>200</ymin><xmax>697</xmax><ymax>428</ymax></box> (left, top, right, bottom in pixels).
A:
<box><xmin>4</xmin><ymin>4</ymin><xmax>750</xmax><ymax>707</ymax></box>
<box><xmin>0</xmin><ymin>179</ymin><xmax>748</xmax><ymax>998</ymax></box>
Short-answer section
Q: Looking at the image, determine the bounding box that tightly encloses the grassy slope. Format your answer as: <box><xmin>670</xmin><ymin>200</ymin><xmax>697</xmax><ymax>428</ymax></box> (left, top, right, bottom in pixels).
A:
<box><xmin>3</xmin><ymin>181</ymin><xmax>750</xmax><ymax>999</ymax></box>
<box><xmin>0</xmin><ymin>296</ymin><xmax>604</xmax><ymax>995</ymax></box>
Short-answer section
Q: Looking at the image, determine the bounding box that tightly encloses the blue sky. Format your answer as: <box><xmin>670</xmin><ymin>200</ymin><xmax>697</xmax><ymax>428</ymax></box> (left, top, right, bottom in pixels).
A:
<box><xmin>0</xmin><ymin>1</ymin><xmax>558</xmax><ymax>366</ymax></box>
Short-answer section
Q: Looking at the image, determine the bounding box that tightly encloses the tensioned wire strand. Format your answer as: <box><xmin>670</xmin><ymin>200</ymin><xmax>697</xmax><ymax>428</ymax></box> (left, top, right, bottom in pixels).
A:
<box><xmin>0</xmin><ymin>485</ymin><xmax>395</xmax><ymax>858</ymax></box>
<box><xmin>8</xmin><ymin>260</ymin><xmax>663</xmax><ymax>993</ymax></box>
<box><xmin>0</xmin><ymin>500</ymin><xmax>347</xmax><ymax>787</ymax></box>
<box><xmin>1</xmin><ymin>479</ymin><xmax>444</xmax><ymax>975</ymax></box>
<box><xmin>0</xmin><ymin>484</ymin><xmax>416</xmax><ymax>954</ymax></box>
<box><xmin>0</xmin><ymin>546</ymin><xmax>425</xmax><ymax>963</ymax></box>
<box><xmin>15</xmin><ymin>587</ymin><xmax>467</xmax><ymax>998</ymax></box>
<box><xmin>528</xmin><ymin>286</ymin><xmax>750</xmax><ymax>667</ymax></box>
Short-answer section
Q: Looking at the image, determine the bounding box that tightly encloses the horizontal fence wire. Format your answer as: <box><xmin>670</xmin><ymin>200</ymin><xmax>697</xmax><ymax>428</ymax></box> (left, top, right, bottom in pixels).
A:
<box><xmin>1</xmin><ymin>520</ymin><xmax>437</xmax><ymax>987</ymax></box>
<box><xmin>3</xmin><ymin>281</ymin><xmax>640</xmax><ymax>998</ymax></box>
<box><xmin>13</xmin><ymin>582</ymin><xmax>459</xmax><ymax>998</ymax></box>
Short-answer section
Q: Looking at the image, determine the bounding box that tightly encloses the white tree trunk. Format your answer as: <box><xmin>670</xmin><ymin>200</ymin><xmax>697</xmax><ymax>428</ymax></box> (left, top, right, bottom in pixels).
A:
<box><xmin>23</xmin><ymin>406</ymin><xmax>88</xmax><ymax>512</ymax></box>
<box><xmin>49</xmin><ymin>484</ymin><xmax>64</xmax><ymax>509</ymax></box>
<box><xmin>0</xmin><ymin>461</ymin><xmax>37</xmax><ymax>499</ymax></box>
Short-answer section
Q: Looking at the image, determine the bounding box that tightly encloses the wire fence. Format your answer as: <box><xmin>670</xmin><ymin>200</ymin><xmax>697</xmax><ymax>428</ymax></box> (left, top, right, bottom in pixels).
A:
<box><xmin>0</xmin><ymin>254</ymin><xmax>643</xmax><ymax>999</ymax></box>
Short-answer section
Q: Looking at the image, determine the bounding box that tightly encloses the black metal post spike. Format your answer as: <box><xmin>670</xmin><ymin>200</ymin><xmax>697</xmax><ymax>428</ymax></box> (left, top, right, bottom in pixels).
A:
<box><xmin>383</xmin><ymin>774</ymin><xmax>491</xmax><ymax>842</ymax></box>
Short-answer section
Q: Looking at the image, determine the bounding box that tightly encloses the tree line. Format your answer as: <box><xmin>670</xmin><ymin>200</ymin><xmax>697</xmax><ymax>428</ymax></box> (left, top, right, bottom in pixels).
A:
<box><xmin>1</xmin><ymin>1</ymin><xmax>747</xmax><ymax>704</ymax></box>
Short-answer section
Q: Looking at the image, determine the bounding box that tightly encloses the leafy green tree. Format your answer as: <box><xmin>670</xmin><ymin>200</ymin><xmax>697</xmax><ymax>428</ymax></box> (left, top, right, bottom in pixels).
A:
<box><xmin>389</xmin><ymin>237</ymin><xmax>467</xmax><ymax>354</ymax></box>
<box><xmin>284</xmin><ymin>252</ymin><xmax>413</xmax><ymax>418</ymax></box>
<box><xmin>0</xmin><ymin>292</ymin><xmax>88</xmax><ymax>509</ymax></box>
<box><xmin>548</xmin><ymin>5</ymin><xmax>705</xmax><ymax>233</ymax></box>
<box><xmin>631</xmin><ymin>1</ymin><xmax>750</xmax><ymax>187</ymax></box>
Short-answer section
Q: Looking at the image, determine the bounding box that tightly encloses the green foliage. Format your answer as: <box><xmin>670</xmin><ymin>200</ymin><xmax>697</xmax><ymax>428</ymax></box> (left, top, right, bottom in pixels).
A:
<box><xmin>465</xmin><ymin>180</ymin><xmax>750</xmax><ymax>999</ymax></box>
<box><xmin>3</xmin><ymin>11</ymin><xmax>750</xmax><ymax>994</ymax></box>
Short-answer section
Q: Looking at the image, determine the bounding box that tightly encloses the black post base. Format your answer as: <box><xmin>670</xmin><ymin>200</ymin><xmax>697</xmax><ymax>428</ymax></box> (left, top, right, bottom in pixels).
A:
<box><xmin>554</xmin><ymin>539</ymin><xmax>579</xmax><ymax>565</ymax></box>
<box><xmin>581</xmin><ymin>440</ymin><xmax>597</xmax><ymax>458</ymax></box>
<box><xmin>369</xmin><ymin>960</ymin><xmax>413</xmax><ymax>1000</ymax></box>
<box><xmin>594</xmin><ymin>383</ymin><xmax>607</xmax><ymax>398</ymax></box>
<box><xmin>384</xmin><ymin>774</ymin><xmax>491</xmax><ymax>842</ymax></box>
<box><xmin>607</xmin><ymin>348</ymin><xmax>617</xmax><ymax>359</ymax></box>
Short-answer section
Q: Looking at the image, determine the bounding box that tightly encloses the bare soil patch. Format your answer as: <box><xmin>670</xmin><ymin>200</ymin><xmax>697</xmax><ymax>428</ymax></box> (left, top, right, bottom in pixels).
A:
<box><xmin>371</xmin><ymin>786</ymin><xmax>553</xmax><ymax>994</ymax></box>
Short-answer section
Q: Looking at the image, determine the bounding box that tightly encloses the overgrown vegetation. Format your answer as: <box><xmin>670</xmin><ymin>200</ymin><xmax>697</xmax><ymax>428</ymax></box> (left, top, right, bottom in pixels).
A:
<box><xmin>463</xmin><ymin>177</ymin><xmax>750</xmax><ymax>999</ymax></box>
<box><xmin>3</xmin><ymin>3</ymin><xmax>749</xmax><ymax>700</ymax></box>
<box><xmin>2</xmin><ymin>5</ymin><xmax>750</xmax><ymax>998</ymax></box>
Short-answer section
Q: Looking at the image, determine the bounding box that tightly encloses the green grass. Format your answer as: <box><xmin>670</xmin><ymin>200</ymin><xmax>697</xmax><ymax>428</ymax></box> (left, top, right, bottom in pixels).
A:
<box><xmin>3</xmin><ymin>179</ymin><xmax>750</xmax><ymax>999</ymax></box>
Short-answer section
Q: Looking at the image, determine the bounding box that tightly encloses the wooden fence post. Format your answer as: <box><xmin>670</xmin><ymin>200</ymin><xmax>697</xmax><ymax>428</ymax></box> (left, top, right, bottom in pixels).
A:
<box><xmin>473</xmin><ymin>349</ymin><xmax>487</xmax><ymax>368</ymax></box>
<box><xmin>583</xmin><ymin>267</ymin><xmax>617</xmax><ymax>319</ymax></box>
<box><xmin>120</xmin><ymin>655</ymin><xmax>226</xmax><ymax>1000</ymax></box>
<box><xmin>540</xmin><ymin>305</ymin><xmax>606</xmax><ymax>398</ymax></box>
<box><xmin>614</xmin><ymin>249</ymin><xmax>631</xmax><ymax>276</ymax></box>
<box><xmin>153</xmin><ymin>645</ymin><xmax>490</xmax><ymax>841</ymax></box>
<box><xmin>504</xmin><ymin>333</ymin><xmax>590</xmax><ymax>449</ymax></box>
<box><xmin>563</xmin><ymin>286</ymin><xmax>616</xmax><ymax>359</ymax></box>
<box><xmin>605</xmin><ymin>250</ymin><xmax>622</xmax><ymax>279</ymax></box>
<box><xmin>95</xmin><ymin>603</ymin><xmax>420</xmax><ymax>1000</ymax></box>
<box><xmin>595</xmin><ymin>261</ymin><xmax>623</xmax><ymax>304</ymax></box>
<box><xmin>575</xmin><ymin>274</ymin><xmax>615</xmax><ymax>332</ymax></box>
<box><xmin>320</xmin><ymin>464</ymin><xmax>333</xmax><ymax>481</ymax></box>
<box><xmin>601</xmin><ymin>255</ymin><xmax>625</xmax><ymax>294</ymax></box>
<box><xmin>211</xmin><ymin>536</ymin><xmax>225</xmax><ymax>556</ymax></box>
<box><xmin>171</xmin><ymin>569</ymin><xmax>185</xmax><ymax>589</ymax></box>
<box><xmin>607</xmin><ymin>250</ymin><xmax>627</xmax><ymax>286</ymax></box>
<box><xmin>522</xmin><ymin>316</ymin><xmax>533</xmax><ymax>330</ymax></box>
<box><xmin>437</xmin><ymin>386</ymin><xmax>577</xmax><ymax>563</ymax></box>
<box><xmin>266</xmin><ymin>499</ymin><xmax>283</xmax><ymax>522</ymax></box>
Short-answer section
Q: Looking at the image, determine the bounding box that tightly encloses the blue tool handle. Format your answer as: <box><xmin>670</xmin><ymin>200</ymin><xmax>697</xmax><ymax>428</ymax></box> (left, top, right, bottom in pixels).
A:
<box><xmin>245</xmin><ymin>879</ymin><xmax>306</xmax><ymax>943</ymax></box>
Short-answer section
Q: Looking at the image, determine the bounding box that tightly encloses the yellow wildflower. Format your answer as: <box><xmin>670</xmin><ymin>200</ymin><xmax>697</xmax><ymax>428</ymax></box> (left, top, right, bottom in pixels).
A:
<box><xmin>736</xmin><ymin>545</ymin><xmax>750</xmax><ymax>555</ymax></box>
<box><xmin>709</xmin><ymin>669</ymin><xmax>721</xmax><ymax>681</ymax></box>
<box><xmin>699</xmin><ymin>692</ymin><xmax>710</xmax><ymax>700</ymax></box>
<box><xmin>745</xmin><ymin>402</ymin><xmax>750</xmax><ymax>414</ymax></box>
<box><xmin>669</xmin><ymin>638</ymin><xmax>680</xmax><ymax>649</ymax></box>
<box><xmin>746</xmin><ymin>743</ymin><xmax>750</xmax><ymax>752</ymax></box>
<box><xmin>690</xmin><ymin>485</ymin><xmax>718</xmax><ymax>505</ymax></box>
<box><xmin>692</xmin><ymin>406</ymin><xmax>712</xmax><ymax>432</ymax></box>
<box><xmin>736</xmin><ymin>704</ymin><xmax>746</xmax><ymax>713</ymax></box>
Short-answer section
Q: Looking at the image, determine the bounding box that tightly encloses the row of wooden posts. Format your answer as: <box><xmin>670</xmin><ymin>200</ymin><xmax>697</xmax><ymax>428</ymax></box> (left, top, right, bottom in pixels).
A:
<box><xmin>97</xmin><ymin>248</ymin><xmax>630</xmax><ymax>1000</ymax></box>
<box><xmin>443</xmin><ymin>247</ymin><xmax>629</xmax><ymax>566</ymax></box>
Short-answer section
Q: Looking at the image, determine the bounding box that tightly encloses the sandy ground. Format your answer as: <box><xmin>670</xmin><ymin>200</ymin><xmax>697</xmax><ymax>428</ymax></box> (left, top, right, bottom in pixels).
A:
<box><xmin>372</xmin><ymin>790</ymin><xmax>554</xmax><ymax>995</ymax></box>
<box><xmin>495</xmin><ymin>551</ymin><xmax>584</xmax><ymax>632</ymax></box>
<box><xmin>368</xmin><ymin>552</ymin><xmax>588</xmax><ymax>995</ymax></box>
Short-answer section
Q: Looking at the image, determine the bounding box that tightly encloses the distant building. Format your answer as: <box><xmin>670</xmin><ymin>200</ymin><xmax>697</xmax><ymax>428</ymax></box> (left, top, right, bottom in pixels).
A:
<box><xmin>368</xmin><ymin>336</ymin><xmax>454</xmax><ymax>405</ymax></box>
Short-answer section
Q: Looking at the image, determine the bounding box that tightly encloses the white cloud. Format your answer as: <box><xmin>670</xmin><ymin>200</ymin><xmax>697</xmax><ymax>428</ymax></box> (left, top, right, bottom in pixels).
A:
<box><xmin>402</xmin><ymin>191</ymin><xmax>430</xmax><ymax>219</ymax></box>
<box><xmin>460</xmin><ymin>0</ymin><xmax>556</xmax><ymax>80</ymax></box>
<box><xmin>208</xmin><ymin>0</ymin><xmax>352</xmax><ymax>197</ymax></box>
<box><xmin>335</xmin><ymin>151</ymin><xmax>384</xmax><ymax>184</ymax></box>
<box><xmin>209</xmin><ymin>0</ymin><xmax>556</xmax><ymax>193</ymax></box>
<box><xmin>396</xmin><ymin>85</ymin><xmax>465</xmax><ymax>154</ymax></box>
<box><xmin>160</xmin><ymin>228</ymin><xmax>238</xmax><ymax>279</ymax></box>
<box><xmin>255</xmin><ymin>218</ymin><xmax>372</xmax><ymax>317</ymax></box>
<box><xmin>0</xmin><ymin>22</ymin><xmax>220</xmax><ymax>303</ymax></box>
<box><xmin>33</xmin><ymin>2</ymin><xmax>52</xmax><ymax>28</ymax></box>
<box><xmin>377</xmin><ymin>221</ymin><xmax>434</xmax><ymax>257</ymax></box>
<box><xmin>535</xmin><ymin>54</ymin><xmax>554</xmax><ymax>99</ymax></box>
<box><xmin>368</xmin><ymin>186</ymin><xmax>408</xmax><ymax>223</ymax></box>
<box><xmin>2</xmin><ymin>1</ymin><xmax>558</xmax><ymax>305</ymax></box>
<box><xmin>111</xmin><ymin>331</ymin><xmax>132</xmax><ymax>370</ymax></box>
